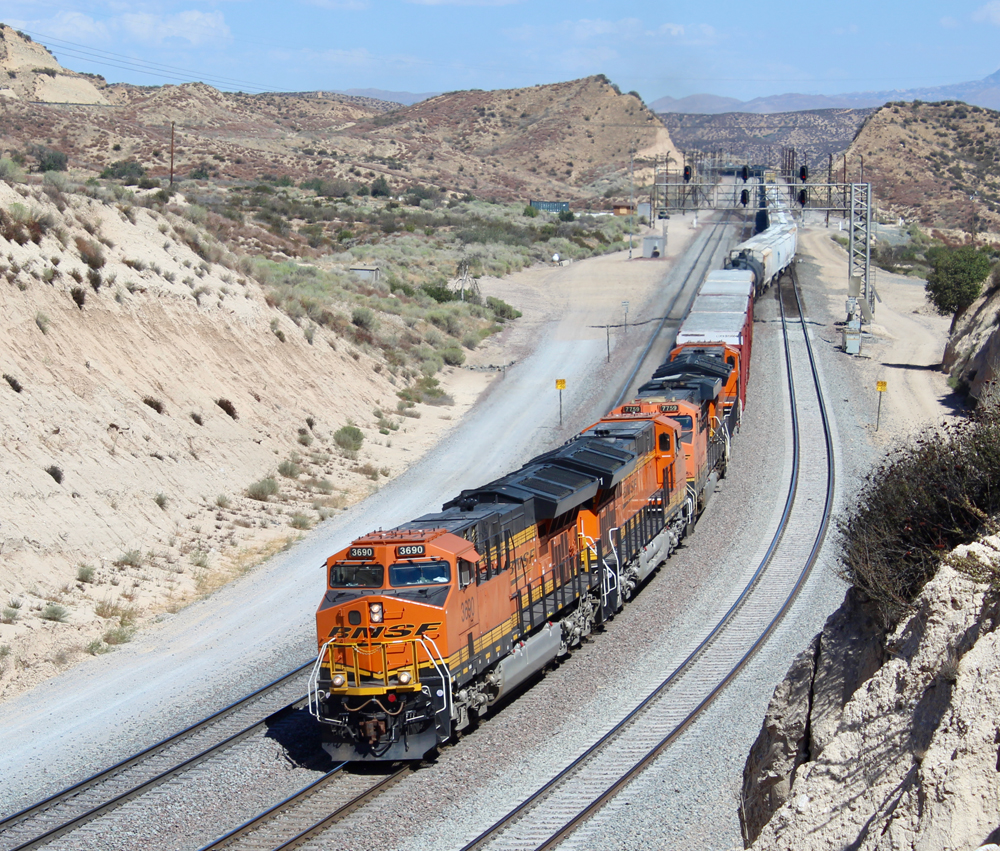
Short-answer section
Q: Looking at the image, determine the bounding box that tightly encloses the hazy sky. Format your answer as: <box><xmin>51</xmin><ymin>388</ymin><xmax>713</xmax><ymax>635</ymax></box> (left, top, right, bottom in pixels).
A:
<box><xmin>6</xmin><ymin>1</ymin><xmax>1000</xmax><ymax>102</ymax></box>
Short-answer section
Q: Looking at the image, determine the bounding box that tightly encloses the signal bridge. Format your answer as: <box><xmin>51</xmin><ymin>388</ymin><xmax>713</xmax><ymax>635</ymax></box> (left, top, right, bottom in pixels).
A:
<box><xmin>652</xmin><ymin>177</ymin><xmax>877</xmax><ymax>323</ymax></box>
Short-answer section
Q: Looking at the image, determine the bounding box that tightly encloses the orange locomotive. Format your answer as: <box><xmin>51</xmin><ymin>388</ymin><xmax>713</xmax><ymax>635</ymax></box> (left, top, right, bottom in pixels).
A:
<box><xmin>309</xmin><ymin>415</ymin><xmax>692</xmax><ymax>760</ymax></box>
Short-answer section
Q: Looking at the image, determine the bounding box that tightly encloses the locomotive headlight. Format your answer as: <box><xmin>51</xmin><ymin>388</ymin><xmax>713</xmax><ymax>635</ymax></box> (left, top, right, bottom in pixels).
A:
<box><xmin>331</xmin><ymin>673</ymin><xmax>346</xmax><ymax>688</ymax></box>
<box><xmin>369</xmin><ymin>602</ymin><xmax>383</xmax><ymax>623</ymax></box>
<box><xmin>397</xmin><ymin>671</ymin><xmax>412</xmax><ymax>685</ymax></box>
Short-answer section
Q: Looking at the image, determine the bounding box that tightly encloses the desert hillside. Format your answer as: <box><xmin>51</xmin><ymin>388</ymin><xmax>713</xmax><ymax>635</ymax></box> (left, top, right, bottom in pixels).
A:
<box><xmin>341</xmin><ymin>76</ymin><xmax>677</xmax><ymax>198</ymax></box>
<box><xmin>847</xmin><ymin>100</ymin><xmax>1000</xmax><ymax>235</ymax></box>
<box><xmin>0</xmin><ymin>23</ymin><xmax>673</xmax><ymax>204</ymax></box>
<box><xmin>0</xmin><ymin>172</ymin><xmax>529</xmax><ymax>699</ymax></box>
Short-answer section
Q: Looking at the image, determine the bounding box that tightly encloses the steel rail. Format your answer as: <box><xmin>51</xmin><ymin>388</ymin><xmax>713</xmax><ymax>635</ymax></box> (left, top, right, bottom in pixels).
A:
<box><xmin>459</xmin><ymin>262</ymin><xmax>835</xmax><ymax>851</ymax></box>
<box><xmin>0</xmin><ymin>663</ymin><xmax>313</xmax><ymax>851</ymax></box>
<box><xmin>195</xmin><ymin>765</ymin><xmax>413</xmax><ymax>851</ymax></box>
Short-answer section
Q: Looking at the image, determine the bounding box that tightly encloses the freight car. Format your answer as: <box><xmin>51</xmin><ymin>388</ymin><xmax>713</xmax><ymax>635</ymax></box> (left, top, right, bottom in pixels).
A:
<box><xmin>308</xmin><ymin>184</ymin><xmax>796</xmax><ymax>761</ymax></box>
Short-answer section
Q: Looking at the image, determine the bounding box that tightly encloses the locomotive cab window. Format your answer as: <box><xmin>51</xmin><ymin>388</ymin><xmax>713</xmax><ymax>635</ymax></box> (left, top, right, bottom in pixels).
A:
<box><xmin>658</xmin><ymin>432</ymin><xmax>671</xmax><ymax>453</ymax></box>
<box><xmin>389</xmin><ymin>559</ymin><xmax>451</xmax><ymax>587</ymax></box>
<box><xmin>675</xmin><ymin>415</ymin><xmax>693</xmax><ymax>443</ymax></box>
<box><xmin>458</xmin><ymin>558</ymin><xmax>475</xmax><ymax>588</ymax></box>
<box><xmin>329</xmin><ymin>563</ymin><xmax>384</xmax><ymax>588</ymax></box>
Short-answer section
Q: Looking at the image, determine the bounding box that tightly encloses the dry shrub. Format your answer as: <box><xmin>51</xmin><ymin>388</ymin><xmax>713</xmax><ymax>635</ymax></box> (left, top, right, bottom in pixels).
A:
<box><xmin>216</xmin><ymin>398</ymin><xmax>238</xmax><ymax>420</ymax></box>
<box><xmin>838</xmin><ymin>404</ymin><xmax>1000</xmax><ymax>625</ymax></box>
<box><xmin>75</xmin><ymin>236</ymin><xmax>106</xmax><ymax>270</ymax></box>
<box><xmin>247</xmin><ymin>477</ymin><xmax>279</xmax><ymax>501</ymax></box>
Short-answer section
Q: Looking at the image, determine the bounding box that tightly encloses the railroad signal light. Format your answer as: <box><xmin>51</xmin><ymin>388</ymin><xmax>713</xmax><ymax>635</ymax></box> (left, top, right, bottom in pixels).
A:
<box><xmin>740</xmin><ymin>165</ymin><xmax>749</xmax><ymax>183</ymax></box>
<box><xmin>683</xmin><ymin>165</ymin><xmax>692</xmax><ymax>183</ymax></box>
<box><xmin>799</xmin><ymin>165</ymin><xmax>808</xmax><ymax>183</ymax></box>
<box><xmin>740</xmin><ymin>189</ymin><xmax>749</xmax><ymax>207</ymax></box>
<box><xmin>798</xmin><ymin>188</ymin><xmax>808</xmax><ymax>206</ymax></box>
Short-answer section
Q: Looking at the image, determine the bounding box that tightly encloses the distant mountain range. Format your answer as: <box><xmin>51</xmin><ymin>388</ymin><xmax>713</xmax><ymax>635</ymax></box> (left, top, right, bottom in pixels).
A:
<box><xmin>651</xmin><ymin>68</ymin><xmax>1000</xmax><ymax>114</ymax></box>
<box><xmin>332</xmin><ymin>88</ymin><xmax>440</xmax><ymax>106</ymax></box>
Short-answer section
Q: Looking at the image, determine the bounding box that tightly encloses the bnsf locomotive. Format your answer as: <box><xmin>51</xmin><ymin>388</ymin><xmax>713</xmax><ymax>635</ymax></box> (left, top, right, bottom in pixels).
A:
<box><xmin>308</xmin><ymin>188</ymin><xmax>797</xmax><ymax>761</ymax></box>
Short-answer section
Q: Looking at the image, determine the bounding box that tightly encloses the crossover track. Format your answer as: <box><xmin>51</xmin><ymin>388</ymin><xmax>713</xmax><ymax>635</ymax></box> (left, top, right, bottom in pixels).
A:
<box><xmin>456</xmin><ymin>264</ymin><xmax>836</xmax><ymax>851</ymax></box>
<box><xmin>0</xmin><ymin>664</ymin><xmax>313</xmax><ymax>851</ymax></box>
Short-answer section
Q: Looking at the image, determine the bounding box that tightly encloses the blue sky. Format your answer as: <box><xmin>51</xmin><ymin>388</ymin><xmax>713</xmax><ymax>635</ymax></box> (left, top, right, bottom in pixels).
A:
<box><xmin>6</xmin><ymin>1</ymin><xmax>1000</xmax><ymax>102</ymax></box>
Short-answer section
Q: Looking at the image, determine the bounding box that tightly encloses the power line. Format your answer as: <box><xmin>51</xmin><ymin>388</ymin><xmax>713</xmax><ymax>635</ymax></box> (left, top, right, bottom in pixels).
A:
<box><xmin>18</xmin><ymin>27</ymin><xmax>278</xmax><ymax>93</ymax></box>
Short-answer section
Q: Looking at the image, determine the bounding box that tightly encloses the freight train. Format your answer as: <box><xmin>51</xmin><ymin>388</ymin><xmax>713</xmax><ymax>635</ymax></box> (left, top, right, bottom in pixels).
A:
<box><xmin>308</xmin><ymin>188</ymin><xmax>798</xmax><ymax>761</ymax></box>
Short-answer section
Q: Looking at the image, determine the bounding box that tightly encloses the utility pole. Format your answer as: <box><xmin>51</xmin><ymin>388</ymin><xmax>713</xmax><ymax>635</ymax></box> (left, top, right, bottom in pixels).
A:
<box><xmin>628</xmin><ymin>150</ymin><xmax>634</xmax><ymax>260</ymax></box>
<box><xmin>826</xmin><ymin>154</ymin><xmax>832</xmax><ymax>229</ymax></box>
<box><xmin>169</xmin><ymin>122</ymin><xmax>175</xmax><ymax>186</ymax></box>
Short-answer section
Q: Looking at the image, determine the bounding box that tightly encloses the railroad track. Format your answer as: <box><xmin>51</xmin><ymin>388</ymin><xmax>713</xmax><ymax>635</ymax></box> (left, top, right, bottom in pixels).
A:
<box><xmin>196</xmin><ymin>765</ymin><xmax>412</xmax><ymax>851</ymax></box>
<box><xmin>0</xmin><ymin>664</ymin><xmax>313</xmax><ymax>851</ymax></box>
<box><xmin>454</xmin><ymin>263</ymin><xmax>835</xmax><ymax>851</ymax></box>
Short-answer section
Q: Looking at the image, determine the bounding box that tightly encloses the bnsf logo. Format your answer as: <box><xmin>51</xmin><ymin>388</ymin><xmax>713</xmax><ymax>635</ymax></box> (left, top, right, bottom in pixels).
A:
<box><xmin>328</xmin><ymin>622</ymin><xmax>442</xmax><ymax>639</ymax></box>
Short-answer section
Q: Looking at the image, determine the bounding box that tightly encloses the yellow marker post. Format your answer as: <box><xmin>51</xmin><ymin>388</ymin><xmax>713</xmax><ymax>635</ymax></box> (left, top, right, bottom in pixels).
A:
<box><xmin>556</xmin><ymin>379</ymin><xmax>566</xmax><ymax>426</ymax></box>
<box><xmin>876</xmin><ymin>380</ymin><xmax>887</xmax><ymax>431</ymax></box>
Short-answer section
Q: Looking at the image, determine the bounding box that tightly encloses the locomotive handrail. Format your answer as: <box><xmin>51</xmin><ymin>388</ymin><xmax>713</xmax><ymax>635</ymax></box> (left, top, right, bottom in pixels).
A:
<box><xmin>308</xmin><ymin>636</ymin><xmax>452</xmax><ymax>725</ymax></box>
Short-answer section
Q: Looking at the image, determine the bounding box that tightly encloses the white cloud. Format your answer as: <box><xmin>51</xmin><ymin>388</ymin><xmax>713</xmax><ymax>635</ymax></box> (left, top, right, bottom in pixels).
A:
<box><xmin>973</xmin><ymin>1</ymin><xmax>1000</xmax><ymax>24</ymax></box>
<box><xmin>35</xmin><ymin>11</ymin><xmax>110</xmax><ymax>43</ymax></box>
<box><xmin>117</xmin><ymin>11</ymin><xmax>231</xmax><ymax>46</ymax></box>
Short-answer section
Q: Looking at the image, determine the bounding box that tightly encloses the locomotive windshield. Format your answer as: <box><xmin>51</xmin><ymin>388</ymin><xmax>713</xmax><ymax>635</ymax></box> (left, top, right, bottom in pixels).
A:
<box><xmin>675</xmin><ymin>415</ymin><xmax>694</xmax><ymax>442</ymax></box>
<box><xmin>329</xmin><ymin>563</ymin><xmax>384</xmax><ymax>588</ymax></box>
<box><xmin>389</xmin><ymin>560</ymin><xmax>451</xmax><ymax>587</ymax></box>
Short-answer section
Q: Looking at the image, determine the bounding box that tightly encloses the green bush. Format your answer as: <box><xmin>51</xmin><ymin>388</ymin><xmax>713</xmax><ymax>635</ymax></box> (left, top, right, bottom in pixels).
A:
<box><xmin>76</xmin><ymin>564</ymin><xmax>95</xmax><ymax>583</ymax></box>
<box><xmin>441</xmin><ymin>346</ymin><xmax>466</xmax><ymax>366</ymax></box>
<box><xmin>486</xmin><ymin>296</ymin><xmax>522</xmax><ymax>321</ymax></box>
<box><xmin>100</xmin><ymin>160</ymin><xmax>145</xmax><ymax>182</ymax></box>
<box><xmin>351</xmin><ymin>307</ymin><xmax>377</xmax><ymax>331</ymax></box>
<box><xmin>31</xmin><ymin>145</ymin><xmax>68</xmax><ymax>172</ymax></box>
<box><xmin>925</xmin><ymin>246</ymin><xmax>993</xmax><ymax>315</ymax></box>
<box><xmin>247</xmin><ymin>477</ymin><xmax>279</xmax><ymax>501</ymax></box>
<box><xmin>371</xmin><ymin>175</ymin><xmax>391</xmax><ymax>197</ymax></box>
<box><xmin>334</xmin><ymin>425</ymin><xmax>364</xmax><ymax>452</ymax></box>
<box><xmin>523</xmin><ymin>205</ymin><xmax>538</xmax><ymax>218</ymax></box>
<box><xmin>40</xmin><ymin>603</ymin><xmax>69</xmax><ymax>622</ymax></box>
